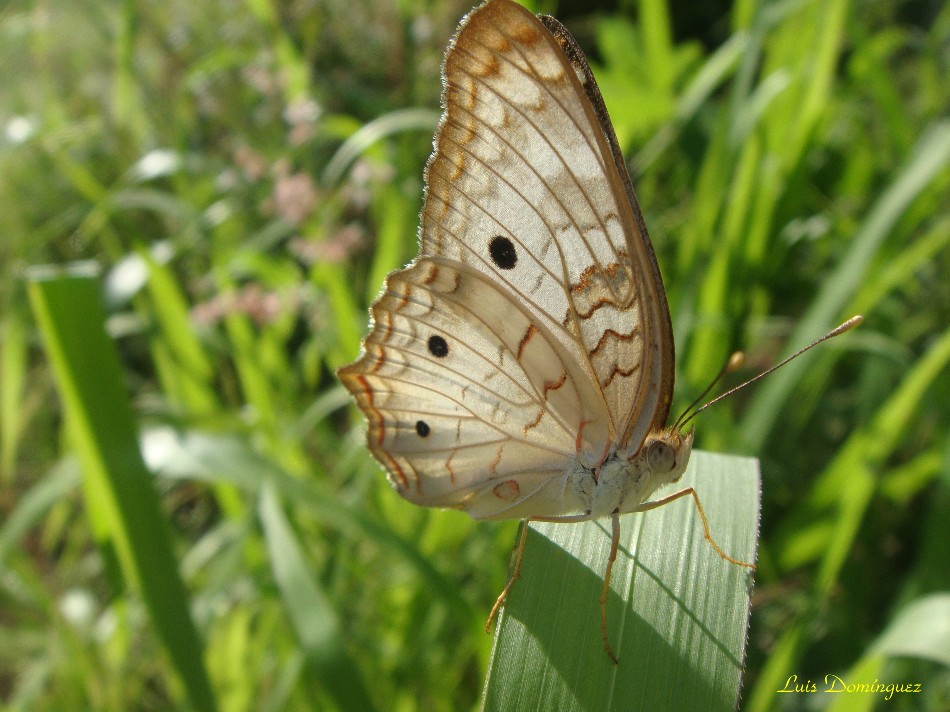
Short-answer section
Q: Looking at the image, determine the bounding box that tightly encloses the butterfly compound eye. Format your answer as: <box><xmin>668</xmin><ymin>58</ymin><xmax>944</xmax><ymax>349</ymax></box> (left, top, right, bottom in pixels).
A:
<box><xmin>646</xmin><ymin>439</ymin><xmax>675</xmax><ymax>472</ymax></box>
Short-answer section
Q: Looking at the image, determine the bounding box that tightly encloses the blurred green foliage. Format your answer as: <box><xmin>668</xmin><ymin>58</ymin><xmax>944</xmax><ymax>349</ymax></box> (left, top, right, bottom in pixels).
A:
<box><xmin>2</xmin><ymin>0</ymin><xmax>948</xmax><ymax>709</ymax></box>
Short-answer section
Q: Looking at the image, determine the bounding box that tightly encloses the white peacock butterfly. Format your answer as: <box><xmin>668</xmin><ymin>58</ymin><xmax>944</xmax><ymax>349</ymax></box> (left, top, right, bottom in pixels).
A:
<box><xmin>338</xmin><ymin>0</ymin><xmax>861</xmax><ymax>663</ymax></box>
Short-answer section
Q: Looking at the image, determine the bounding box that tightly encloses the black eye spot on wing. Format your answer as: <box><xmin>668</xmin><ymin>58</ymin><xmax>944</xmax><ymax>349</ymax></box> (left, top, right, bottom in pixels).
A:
<box><xmin>415</xmin><ymin>420</ymin><xmax>430</xmax><ymax>437</ymax></box>
<box><xmin>489</xmin><ymin>236</ymin><xmax>517</xmax><ymax>270</ymax></box>
<box><xmin>428</xmin><ymin>335</ymin><xmax>449</xmax><ymax>358</ymax></box>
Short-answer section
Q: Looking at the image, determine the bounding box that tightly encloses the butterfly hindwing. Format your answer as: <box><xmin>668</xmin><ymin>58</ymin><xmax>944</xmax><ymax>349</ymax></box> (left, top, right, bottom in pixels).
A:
<box><xmin>338</xmin><ymin>257</ymin><xmax>608</xmax><ymax>517</ymax></box>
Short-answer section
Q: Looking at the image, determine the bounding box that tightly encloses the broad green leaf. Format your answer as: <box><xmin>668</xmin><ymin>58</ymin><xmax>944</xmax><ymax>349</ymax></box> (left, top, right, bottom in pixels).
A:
<box><xmin>871</xmin><ymin>594</ymin><xmax>950</xmax><ymax>667</ymax></box>
<box><xmin>483</xmin><ymin>450</ymin><xmax>759</xmax><ymax>712</ymax></box>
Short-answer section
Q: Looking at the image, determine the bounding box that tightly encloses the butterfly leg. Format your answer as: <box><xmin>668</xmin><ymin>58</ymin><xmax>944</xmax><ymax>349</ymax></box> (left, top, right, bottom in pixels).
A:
<box><xmin>635</xmin><ymin>487</ymin><xmax>755</xmax><ymax>569</ymax></box>
<box><xmin>486</xmin><ymin>518</ymin><xmax>532</xmax><ymax>633</ymax></box>
<box><xmin>599</xmin><ymin>512</ymin><xmax>621</xmax><ymax>664</ymax></box>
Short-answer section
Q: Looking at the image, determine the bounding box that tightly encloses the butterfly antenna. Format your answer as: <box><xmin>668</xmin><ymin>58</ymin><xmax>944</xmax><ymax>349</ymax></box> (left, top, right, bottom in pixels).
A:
<box><xmin>673</xmin><ymin>351</ymin><xmax>745</xmax><ymax>431</ymax></box>
<box><xmin>676</xmin><ymin>315</ymin><xmax>864</xmax><ymax>430</ymax></box>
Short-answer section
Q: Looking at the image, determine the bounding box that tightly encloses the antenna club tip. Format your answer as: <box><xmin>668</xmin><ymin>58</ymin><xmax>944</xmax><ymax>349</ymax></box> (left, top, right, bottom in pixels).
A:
<box><xmin>834</xmin><ymin>315</ymin><xmax>864</xmax><ymax>336</ymax></box>
<box><xmin>727</xmin><ymin>351</ymin><xmax>745</xmax><ymax>372</ymax></box>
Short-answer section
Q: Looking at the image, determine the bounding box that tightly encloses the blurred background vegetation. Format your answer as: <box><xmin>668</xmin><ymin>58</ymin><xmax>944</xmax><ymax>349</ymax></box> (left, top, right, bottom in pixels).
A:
<box><xmin>2</xmin><ymin>0</ymin><xmax>949</xmax><ymax>709</ymax></box>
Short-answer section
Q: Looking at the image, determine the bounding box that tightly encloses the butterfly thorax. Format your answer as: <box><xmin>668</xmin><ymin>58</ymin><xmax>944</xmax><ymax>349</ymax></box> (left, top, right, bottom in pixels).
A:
<box><xmin>578</xmin><ymin>429</ymin><xmax>693</xmax><ymax>519</ymax></box>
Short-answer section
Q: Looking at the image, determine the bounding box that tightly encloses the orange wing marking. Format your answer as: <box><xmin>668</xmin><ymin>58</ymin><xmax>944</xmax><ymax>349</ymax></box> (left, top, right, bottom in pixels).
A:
<box><xmin>589</xmin><ymin>326</ymin><xmax>641</xmax><ymax>357</ymax></box>
<box><xmin>575</xmin><ymin>418</ymin><xmax>591</xmax><ymax>453</ymax></box>
<box><xmin>379</xmin><ymin>311</ymin><xmax>394</xmax><ymax>343</ymax></box>
<box><xmin>523</xmin><ymin>409</ymin><xmax>544</xmax><ymax>434</ymax></box>
<box><xmin>367</xmin><ymin>344</ymin><xmax>387</xmax><ymax>374</ymax></box>
<box><xmin>353</xmin><ymin>375</ymin><xmax>380</xmax><ymax>443</ymax></box>
<box><xmin>450</xmin><ymin>151</ymin><xmax>466</xmax><ymax>181</ymax></box>
<box><xmin>575</xmin><ymin>296</ymin><xmax>623</xmax><ymax>320</ymax></box>
<box><xmin>517</xmin><ymin>324</ymin><xmax>539</xmax><ymax>360</ymax></box>
<box><xmin>394</xmin><ymin>282</ymin><xmax>412</xmax><ymax>311</ymax></box>
<box><xmin>542</xmin><ymin>371</ymin><xmax>567</xmax><ymax>400</ymax></box>
<box><xmin>571</xmin><ymin>261</ymin><xmax>626</xmax><ymax>294</ymax></box>
<box><xmin>381</xmin><ymin>449</ymin><xmax>409</xmax><ymax>492</ymax></box>
<box><xmin>602</xmin><ymin>363</ymin><xmax>641</xmax><ymax>389</ymax></box>
<box><xmin>489</xmin><ymin>443</ymin><xmax>505</xmax><ymax>477</ymax></box>
<box><xmin>422</xmin><ymin>264</ymin><xmax>440</xmax><ymax>285</ymax></box>
<box><xmin>445</xmin><ymin>449</ymin><xmax>457</xmax><ymax>486</ymax></box>
<box><xmin>354</xmin><ymin>374</ymin><xmax>410</xmax><ymax>491</ymax></box>
<box><xmin>492</xmin><ymin>479</ymin><xmax>520</xmax><ymax>502</ymax></box>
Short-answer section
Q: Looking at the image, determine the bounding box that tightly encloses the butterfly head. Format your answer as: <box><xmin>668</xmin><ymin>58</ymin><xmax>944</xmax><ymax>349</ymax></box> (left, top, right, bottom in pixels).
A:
<box><xmin>615</xmin><ymin>428</ymin><xmax>693</xmax><ymax>514</ymax></box>
<box><xmin>636</xmin><ymin>426</ymin><xmax>694</xmax><ymax>491</ymax></box>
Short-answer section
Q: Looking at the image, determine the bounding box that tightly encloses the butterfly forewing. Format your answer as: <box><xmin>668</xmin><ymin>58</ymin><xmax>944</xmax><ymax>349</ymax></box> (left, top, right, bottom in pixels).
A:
<box><xmin>421</xmin><ymin>0</ymin><xmax>674</xmax><ymax>448</ymax></box>
<box><xmin>538</xmin><ymin>13</ymin><xmax>675</xmax><ymax>445</ymax></box>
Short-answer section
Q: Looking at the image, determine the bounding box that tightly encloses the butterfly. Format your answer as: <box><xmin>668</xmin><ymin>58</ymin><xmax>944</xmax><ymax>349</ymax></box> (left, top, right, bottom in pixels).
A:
<box><xmin>338</xmin><ymin>0</ymin><xmax>858</xmax><ymax>663</ymax></box>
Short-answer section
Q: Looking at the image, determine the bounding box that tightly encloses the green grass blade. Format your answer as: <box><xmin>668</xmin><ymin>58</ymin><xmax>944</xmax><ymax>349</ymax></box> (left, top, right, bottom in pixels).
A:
<box><xmin>143</xmin><ymin>426</ymin><xmax>477</xmax><ymax>623</ymax></box>
<box><xmin>747</xmin><ymin>324</ymin><xmax>950</xmax><ymax>712</ymax></box>
<box><xmin>258</xmin><ymin>483</ymin><xmax>380</xmax><ymax>712</ymax></box>
<box><xmin>638</xmin><ymin>0</ymin><xmax>676</xmax><ymax>90</ymax></box>
<box><xmin>482</xmin><ymin>450</ymin><xmax>759</xmax><ymax>712</ymax></box>
<box><xmin>1</xmin><ymin>308</ymin><xmax>29</xmax><ymax>481</ymax></box>
<box><xmin>634</xmin><ymin>31</ymin><xmax>748</xmax><ymax>172</ymax></box>
<box><xmin>140</xmin><ymin>250</ymin><xmax>219</xmax><ymax>416</ymax></box>
<box><xmin>27</xmin><ymin>265</ymin><xmax>217</xmax><ymax>712</ymax></box>
<box><xmin>824</xmin><ymin>594</ymin><xmax>950</xmax><ymax>712</ymax></box>
<box><xmin>0</xmin><ymin>458</ymin><xmax>80</xmax><ymax>567</ymax></box>
<box><xmin>321</xmin><ymin>108</ymin><xmax>439</xmax><ymax>187</ymax></box>
<box><xmin>740</xmin><ymin>119</ymin><xmax>950</xmax><ymax>449</ymax></box>
<box><xmin>870</xmin><ymin>594</ymin><xmax>950</xmax><ymax>666</ymax></box>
